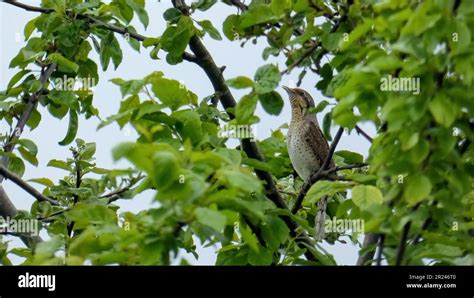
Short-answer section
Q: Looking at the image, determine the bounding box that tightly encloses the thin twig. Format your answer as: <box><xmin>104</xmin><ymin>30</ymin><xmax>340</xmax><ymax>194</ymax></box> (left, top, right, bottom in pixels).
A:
<box><xmin>1</xmin><ymin>63</ymin><xmax>57</xmax><ymax>182</ymax></box>
<box><xmin>375</xmin><ymin>234</ymin><xmax>385</xmax><ymax>266</ymax></box>
<box><xmin>354</xmin><ymin>125</ymin><xmax>373</xmax><ymax>143</ymax></box>
<box><xmin>395</xmin><ymin>221</ymin><xmax>412</xmax><ymax>265</ymax></box>
<box><xmin>67</xmin><ymin>149</ymin><xmax>82</xmax><ymax>236</ymax></box>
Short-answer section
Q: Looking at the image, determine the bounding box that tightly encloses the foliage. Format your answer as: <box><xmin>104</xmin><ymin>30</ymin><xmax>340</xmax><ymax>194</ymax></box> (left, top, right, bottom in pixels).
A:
<box><xmin>0</xmin><ymin>0</ymin><xmax>473</xmax><ymax>266</ymax></box>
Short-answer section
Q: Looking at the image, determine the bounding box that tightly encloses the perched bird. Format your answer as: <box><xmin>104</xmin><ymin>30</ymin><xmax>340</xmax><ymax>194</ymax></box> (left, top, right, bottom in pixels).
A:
<box><xmin>282</xmin><ymin>86</ymin><xmax>334</xmax><ymax>241</ymax></box>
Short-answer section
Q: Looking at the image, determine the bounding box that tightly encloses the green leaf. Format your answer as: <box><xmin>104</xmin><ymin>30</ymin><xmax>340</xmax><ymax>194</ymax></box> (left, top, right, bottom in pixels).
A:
<box><xmin>322</xmin><ymin>112</ymin><xmax>332</xmax><ymax>141</ymax></box>
<box><xmin>236</xmin><ymin>94</ymin><xmax>258</xmax><ymax>124</ymax></box>
<box><xmin>26</xmin><ymin>108</ymin><xmax>42</xmax><ymax>130</ymax></box>
<box><xmin>404</xmin><ymin>175</ymin><xmax>432</xmax><ymax>205</ymax></box>
<box><xmin>223</xmin><ymin>15</ymin><xmax>241</xmax><ymax>41</ymax></box>
<box><xmin>198</xmin><ymin>20</ymin><xmax>222</xmax><ymax>40</ymax></box>
<box><xmin>270</xmin><ymin>0</ymin><xmax>292</xmax><ymax>15</ymax></box>
<box><xmin>334</xmin><ymin>150</ymin><xmax>363</xmax><ymax>164</ymax></box>
<box><xmin>309</xmin><ymin>100</ymin><xmax>329</xmax><ymax>114</ymax></box>
<box><xmin>151</xmin><ymin>77</ymin><xmax>197</xmax><ymax>110</ymax></box>
<box><xmin>125</xmin><ymin>0</ymin><xmax>149</xmax><ymax>28</ymax></box>
<box><xmin>7</xmin><ymin>69</ymin><xmax>31</xmax><ymax>90</ymax></box>
<box><xmin>100</xmin><ymin>33</ymin><xmax>123</xmax><ymax>71</ymax></box>
<box><xmin>24</xmin><ymin>16</ymin><xmax>39</xmax><ymax>40</ymax></box>
<box><xmin>161</xmin><ymin>16</ymin><xmax>194</xmax><ymax>58</ymax></box>
<box><xmin>152</xmin><ymin>150</ymin><xmax>180</xmax><ymax>190</ymax></box>
<box><xmin>448</xmin><ymin>20</ymin><xmax>471</xmax><ymax>54</ymax></box>
<box><xmin>261</xmin><ymin>216</ymin><xmax>289</xmax><ymax>250</ymax></box>
<box><xmin>239</xmin><ymin>4</ymin><xmax>280</xmax><ymax>29</ymax></box>
<box><xmin>239</xmin><ymin>220</ymin><xmax>259</xmax><ymax>252</ymax></box>
<box><xmin>81</xmin><ymin>142</ymin><xmax>96</xmax><ymax>160</ymax></box>
<box><xmin>217</xmin><ymin>169</ymin><xmax>262</xmax><ymax>194</ymax></box>
<box><xmin>172</xmin><ymin>109</ymin><xmax>203</xmax><ymax>144</ymax></box>
<box><xmin>259</xmin><ymin>91</ymin><xmax>284</xmax><ymax>115</ymax></box>
<box><xmin>8</xmin><ymin>156</ymin><xmax>25</xmax><ymax>177</ymax></box>
<box><xmin>193</xmin><ymin>0</ymin><xmax>217</xmax><ymax>11</ymax></box>
<box><xmin>242</xmin><ymin>158</ymin><xmax>273</xmax><ymax>172</ymax></box>
<box><xmin>66</xmin><ymin>203</ymin><xmax>117</xmax><ymax>227</ymax></box>
<box><xmin>339</xmin><ymin>20</ymin><xmax>373</xmax><ymax>51</ymax></box>
<box><xmin>305</xmin><ymin>181</ymin><xmax>351</xmax><ymax>205</ymax></box>
<box><xmin>399</xmin><ymin>131</ymin><xmax>419</xmax><ymax>151</ymax></box>
<box><xmin>254</xmin><ymin>64</ymin><xmax>281</xmax><ymax>94</ymax></box>
<box><xmin>248</xmin><ymin>244</ymin><xmax>273</xmax><ymax>265</ymax></box>
<box><xmin>352</xmin><ymin>185</ymin><xmax>384</xmax><ymax>209</ymax></box>
<box><xmin>47</xmin><ymin>159</ymin><xmax>71</xmax><ymax>171</ymax></box>
<box><xmin>58</xmin><ymin>109</ymin><xmax>78</xmax><ymax>146</ymax></box>
<box><xmin>195</xmin><ymin>207</ymin><xmax>227</xmax><ymax>232</ymax></box>
<box><xmin>18</xmin><ymin>147</ymin><xmax>38</xmax><ymax>166</ymax></box>
<box><xmin>143</xmin><ymin>37</ymin><xmax>160</xmax><ymax>47</ymax></box>
<box><xmin>163</xmin><ymin>8</ymin><xmax>181</xmax><ymax>22</ymax></box>
<box><xmin>28</xmin><ymin>178</ymin><xmax>54</xmax><ymax>187</ymax></box>
<box><xmin>429</xmin><ymin>94</ymin><xmax>457</xmax><ymax>127</ymax></box>
<box><xmin>48</xmin><ymin>53</ymin><xmax>79</xmax><ymax>73</ymax></box>
<box><xmin>226</xmin><ymin>76</ymin><xmax>254</xmax><ymax>89</ymax></box>
<box><xmin>18</xmin><ymin>139</ymin><xmax>38</xmax><ymax>156</ymax></box>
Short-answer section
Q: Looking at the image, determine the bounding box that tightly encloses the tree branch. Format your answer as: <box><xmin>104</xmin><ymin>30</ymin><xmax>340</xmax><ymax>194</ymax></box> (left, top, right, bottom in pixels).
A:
<box><xmin>375</xmin><ymin>234</ymin><xmax>385</xmax><ymax>266</ymax></box>
<box><xmin>2</xmin><ymin>0</ymin><xmax>144</xmax><ymax>41</ymax></box>
<box><xmin>0</xmin><ymin>185</ymin><xmax>41</xmax><ymax>247</ymax></box>
<box><xmin>355</xmin><ymin>125</ymin><xmax>374</xmax><ymax>143</ymax></box>
<box><xmin>0</xmin><ymin>165</ymin><xmax>59</xmax><ymax>206</ymax></box>
<box><xmin>356</xmin><ymin>233</ymin><xmax>379</xmax><ymax>265</ymax></box>
<box><xmin>2</xmin><ymin>1</ymin><xmax>198</xmax><ymax>71</ymax></box>
<box><xmin>395</xmin><ymin>221</ymin><xmax>412</xmax><ymax>265</ymax></box>
<box><xmin>100</xmin><ymin>175</ymin><xmax>144</xmax><ymax>204</ymax></box>
<box><xmin>0</xmin><ymin>59</ymin><xmax>57</xmax><ymax>249</ymax></box>
<box><xmin>1</xmin><ymin>0</ymin><xmax>52</xmax><ymax>13</ymax></box>
<box><xmin>228</xmin><ymin>0</ymin><xmax>248</xmax><ymax>11</ymax></box>
<box><xmin>281</xmin><ymin>11</ymin><xmax>347</xmax><ymax>75</ymax></box>
<box><xmin>1</xmin><ymin>63</ymin><xmax>57</xmax><ymax>182</ymax></box>
<box><xmin>67</xmin><ymin>149</ymin><xmax>82</xmax><ymax>236</ymax></box>
<box><xmin>172</xmin><ymin>1</ymin><xmax>321</xmax><ymax>262</ymax></box>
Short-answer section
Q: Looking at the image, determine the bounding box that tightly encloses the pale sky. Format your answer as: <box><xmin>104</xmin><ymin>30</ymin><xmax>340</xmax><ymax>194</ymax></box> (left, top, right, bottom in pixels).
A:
<box><xmin>0</xmin><ymin>0</ymin><xmax>375</xmax><ymax>265</ymax></box>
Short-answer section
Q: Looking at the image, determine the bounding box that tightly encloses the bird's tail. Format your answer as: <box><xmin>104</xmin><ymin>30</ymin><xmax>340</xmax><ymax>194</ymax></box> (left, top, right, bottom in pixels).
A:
<box><xmin>315</xmin><ymin>196</ymin><xmax>328</xmax><ymax>241</ymax></box>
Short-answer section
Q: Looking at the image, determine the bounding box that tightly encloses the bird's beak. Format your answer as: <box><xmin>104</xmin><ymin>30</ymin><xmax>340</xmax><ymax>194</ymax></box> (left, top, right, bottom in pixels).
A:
<box><xmin>282</xmin><ymin>85</ymin><xmax>293</xmax><ymax>95</ymax></box>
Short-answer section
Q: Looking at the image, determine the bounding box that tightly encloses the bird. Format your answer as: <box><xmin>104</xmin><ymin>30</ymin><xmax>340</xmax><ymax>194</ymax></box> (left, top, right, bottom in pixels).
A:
<box><xmin>282</xmin><ymin>86</ymin><xmax>334</xmax><ymax>241</ymax></box>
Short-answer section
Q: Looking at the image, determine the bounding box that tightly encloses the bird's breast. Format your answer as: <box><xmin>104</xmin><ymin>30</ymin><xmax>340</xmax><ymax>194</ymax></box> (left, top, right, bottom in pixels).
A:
<box><xmin>287</xmin><ymin>125</ymin><xmax>321</xmax><ymax>181</ymax></box>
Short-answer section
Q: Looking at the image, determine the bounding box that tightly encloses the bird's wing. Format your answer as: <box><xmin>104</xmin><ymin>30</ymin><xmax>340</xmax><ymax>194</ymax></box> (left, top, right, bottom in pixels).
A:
<box><xmin>302</xmin><ymin>119</ymin><xmax>334</xmax><ymax>168</ymax></box>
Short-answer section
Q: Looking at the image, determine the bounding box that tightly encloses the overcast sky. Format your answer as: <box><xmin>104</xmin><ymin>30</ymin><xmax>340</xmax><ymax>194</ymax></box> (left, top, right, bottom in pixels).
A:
<box><xmin>0</xmin><ymin>1</ymin><xmax>375</xmax><ymax>265</ymax></box>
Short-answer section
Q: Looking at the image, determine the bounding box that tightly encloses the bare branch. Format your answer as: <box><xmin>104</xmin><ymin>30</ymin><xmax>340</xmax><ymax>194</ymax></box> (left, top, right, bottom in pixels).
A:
<box><xmin>229</xmin><ymin>0</ymin><xmax>248</xmax><ymax>11</ymax></box>
<box><xmin>100</xmin><ymin>175</ymin><xmax>144</xmax><ymax>204</ymax></box>
<box><xmin>0</xmin><ymin>165</ymin><xmax>59</xmax><ymax>206</ymax></box>
<box><xmin>2</xmin><ymin>0</ymin><xmax>52</xmax><ymax>13</ymax></box>
<box><xmin>375</xmin><ymin>234</ymin><xmax>385</xmax><ymax>266</ymax></box>
<box><xmin>354</xmin><ymin>125</ymin><xmax>374</xmax><ymax>143</ymax></box>
<box><xmin>395</xmin><ymin>221</ymin><xmax>412</xmax><ymax>265</ymax></box>
<box><xmin>356</xmin><ymin>233</ymin><xmax>379</xmax><ymax>265</ymax></box>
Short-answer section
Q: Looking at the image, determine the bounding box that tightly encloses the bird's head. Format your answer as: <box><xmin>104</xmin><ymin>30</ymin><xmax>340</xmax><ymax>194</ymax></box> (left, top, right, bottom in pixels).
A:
<box><xmin>282</xmin><ymin>86</ymin><xmax>315</xmax><ymax>116</ymax></box>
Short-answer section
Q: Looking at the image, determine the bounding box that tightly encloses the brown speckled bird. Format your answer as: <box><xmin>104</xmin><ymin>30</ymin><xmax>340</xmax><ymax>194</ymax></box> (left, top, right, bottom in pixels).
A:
<box><xmin>283</xmin><ymin>86</ymin><xmax>334</xmax><ymax>241</ymax></box>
